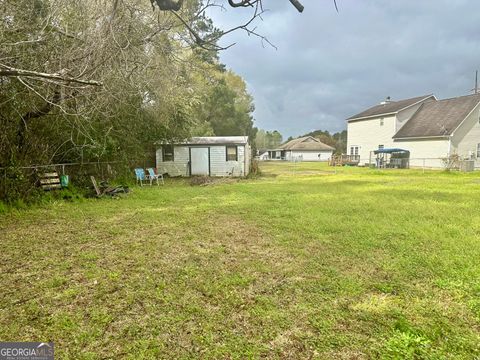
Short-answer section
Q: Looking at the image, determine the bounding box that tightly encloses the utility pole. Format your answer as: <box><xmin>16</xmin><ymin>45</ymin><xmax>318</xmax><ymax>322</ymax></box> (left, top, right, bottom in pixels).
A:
<box><xmin>472</xmin><ymin>70</ymin><xmax>479</xmax><ymax>94</ymax></box>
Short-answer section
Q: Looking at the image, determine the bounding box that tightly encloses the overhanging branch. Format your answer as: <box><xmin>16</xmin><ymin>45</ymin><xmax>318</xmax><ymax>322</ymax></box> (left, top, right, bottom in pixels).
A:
<box><xmin>0</xmin><ymin>65</ymin><xmax>103</xmax><ymax>86</ymax></box>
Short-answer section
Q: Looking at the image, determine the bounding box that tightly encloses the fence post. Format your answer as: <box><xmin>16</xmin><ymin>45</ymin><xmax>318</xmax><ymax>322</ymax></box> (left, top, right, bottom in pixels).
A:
<box><xmin>3</xmin><ymin>168</ymin><xmax>6</xmax><ymax>200</ymax></box>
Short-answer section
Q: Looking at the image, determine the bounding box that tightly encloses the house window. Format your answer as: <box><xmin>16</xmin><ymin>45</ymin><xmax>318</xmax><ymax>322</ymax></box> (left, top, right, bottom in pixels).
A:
<box><xmin>378</xmin><ymin>145</ymin><xmax>384</xmax><ymax>150</ymax></box>
<box><xmin>350</xmin><ymin>146</ymin><xmax>359</xmax><ymax>156</ymax></box>
<box><xmin>226</xmin><ymin>146</ymin><xmax>238</xmax><ymax>161</ymax></box>
<box><xmin>380</xmin><ymin>118</ymin><xmax>384</xmax><ymax>126</ymax></box>
<box><xmin>162</xmin><ymin>145</ymin><xmax>174</xmax><ymax>162</ymax></box>
<box><xmin>477</xmin><ymin>143</ymin><xmax>480</xmax><ymax>158</ymax></box>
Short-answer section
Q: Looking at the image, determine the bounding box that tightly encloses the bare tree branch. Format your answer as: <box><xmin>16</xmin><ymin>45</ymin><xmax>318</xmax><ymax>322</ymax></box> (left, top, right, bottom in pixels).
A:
<box><xmin>288</xmin><ymin>0</ymin><xmax>304</xmax><ymax>13</ymax></box>
<box><xmin>0</xmin><ymin>65</ymin><xmax>103</xmax><ymax>86</ymax></box>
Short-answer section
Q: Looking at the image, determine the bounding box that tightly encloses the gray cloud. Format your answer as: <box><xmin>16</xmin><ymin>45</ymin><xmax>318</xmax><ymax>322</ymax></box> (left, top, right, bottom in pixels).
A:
<box><xmin>208</xmin><ymin>0</ymin><xmax>480</xmax><ymax>137</ymax></box>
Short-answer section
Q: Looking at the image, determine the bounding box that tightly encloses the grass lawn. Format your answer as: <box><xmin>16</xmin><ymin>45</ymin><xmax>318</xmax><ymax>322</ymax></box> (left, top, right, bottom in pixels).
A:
<box><xmin>1</xmin><ymin>162</ymin><xmax>480</xmax><ymax>359</ymax></box>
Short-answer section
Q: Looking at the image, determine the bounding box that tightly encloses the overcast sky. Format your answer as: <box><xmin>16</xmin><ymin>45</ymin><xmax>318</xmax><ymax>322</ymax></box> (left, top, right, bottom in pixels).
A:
<box><xmin>207</xmin><ymin>0</ymin><xmax>480</xmax><ymax>138</ymax></box>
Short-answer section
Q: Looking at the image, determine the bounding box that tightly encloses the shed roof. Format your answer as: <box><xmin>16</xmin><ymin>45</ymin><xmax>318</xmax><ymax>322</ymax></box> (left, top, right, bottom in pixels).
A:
<box><xmin>393</xmin><ymin>94</ymin><xmax>480</xmax><ymax>139</ymax></box>
<box><xmin>278</xmin><ymin>136</ymin><xmax>335</xmax><ymax>151</ymax></box>
<box><xmin>347</xmin><ymin>94</ymin><xmax>434</xmax><ymax>121</ymax></box>
<box><xmin>157</xmin><ymin>136</ymin><xmax>249</xmax><ymax>145</ymax></box>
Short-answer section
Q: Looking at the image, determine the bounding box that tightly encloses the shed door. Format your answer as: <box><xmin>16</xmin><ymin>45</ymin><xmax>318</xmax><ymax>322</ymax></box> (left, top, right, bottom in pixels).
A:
<box><xmin>190</xmin><ymin>147</ymin><xmax>209</xmax><ymax>176</ymax></box>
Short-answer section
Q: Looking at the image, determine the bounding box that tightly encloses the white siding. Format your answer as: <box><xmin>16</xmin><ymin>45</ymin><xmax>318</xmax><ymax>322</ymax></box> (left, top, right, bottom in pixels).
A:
<box><xmin>393</xmin><ymin>138</ymin><xmax>450</xmax><ymax>168</ymax></box>
<box><xmin>156</xmin><ymin>144</ymin><xmax>248</xmax><ymax>177</ymax></box>
<box><xmin>347</xmin><ymin>115</ymin><xmax>397</xmax><ymax>165</ymax></box>
<box><xmin>286</xmin><ymin>150</ymin><xmax>333</xmax><ymax>161</ymax></box>
<box><xmin>210</xmin><ymin>145</ymin><xmax>246</xmax><ymax>177</ymax></box>
<box><xmin>156</xmin><ymin>146</ymin><xmax>189</xmax><ymax>176</ymax></box>
<box><xmin>451</xmin><ymin>103</ymin><xmax>480</xmax><ymax>168</ymax></box>
<box><xmin>244</xmin><ymin>143</ymin><xmax>251</xmax><ymax>175</ymax></box>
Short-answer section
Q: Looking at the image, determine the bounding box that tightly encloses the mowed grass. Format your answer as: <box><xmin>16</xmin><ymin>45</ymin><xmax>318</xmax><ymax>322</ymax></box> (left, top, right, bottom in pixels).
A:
<box><xmin>1</xmin><ymin>162</ymin><xmax>480</xmax><ymax>359</ymax></box>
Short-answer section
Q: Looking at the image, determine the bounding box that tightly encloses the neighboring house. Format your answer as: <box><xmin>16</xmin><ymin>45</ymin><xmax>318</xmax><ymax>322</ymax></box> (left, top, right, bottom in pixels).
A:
<box><xmin>347</xmin><ymin>94</ymin><xmax>480</xmax><ymax>168</ymax></box>
<box><xmin>276</xmin><ymin>136</ymin><xmax>335</xmax><ymax>161</ymax></box>
<box><xmin>267</xmin><ymin>148</ymin><xmax>283</xmax><ymax>160</ymax></box>
<box><xmin>256</xmin><ymin>149</ymin><xmax>269</xmax><ymax>161</ymax></box>
<box><xmin>156</xmin><ymin>136</ymin><xmax>250</xmax><ymax>177</ymax></box>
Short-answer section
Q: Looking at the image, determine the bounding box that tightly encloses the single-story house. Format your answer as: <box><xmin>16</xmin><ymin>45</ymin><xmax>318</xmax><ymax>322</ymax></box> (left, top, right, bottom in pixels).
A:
<box><xmin>266</xmin><ymin>148</ymin><xmax>283</xmax><ymax>160</ymax></box>
<box><xmin>256</xmin><ymin>149</ymin><xmax>269</xmax><ymax>161</ymax></box>
<box><xmin>156</xmin><ymin>136</ymin><xmax>250</xmax><ymax>177</ymax></box>
<box><xmin>347</xmin><ymin>93</ymin><xmax>480</xmax><ymax>168</ymax></box>
<box><xmin>275</xmin><ymin>136</ymin><xmax>335</xmax><ymax>161</ymax></box>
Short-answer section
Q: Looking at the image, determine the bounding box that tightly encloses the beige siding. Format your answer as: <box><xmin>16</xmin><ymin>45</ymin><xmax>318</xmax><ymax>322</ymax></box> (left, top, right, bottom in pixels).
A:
<box><xmin>156</xmin><ymin>146</ymin><xmax>189</xmax><ymax>176</ymax></box>
<box><xmin>347</xmin><ymin>115</ymin><xmax>397</xmax><ymax>164</ymax></box>
<box><xmin>393</xmin><ymin>138</ymin><xmax>449</xmax><ymax>168</ymax></box>
<box><xmin>451</xmin><ymin>103</ymin><xmax>480</xmax><ymax>168</ymax></box>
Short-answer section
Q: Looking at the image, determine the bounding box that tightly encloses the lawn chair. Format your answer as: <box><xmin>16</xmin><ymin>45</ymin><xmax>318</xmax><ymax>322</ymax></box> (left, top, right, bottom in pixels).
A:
<box><xmin>134</xmin><ymin>168</ymin><xmax>148</xmax><ymax>186</ymax></box>
<box><xmin>147</xmin><ymin>167</ymin><xmax>164</xmax><ymax>186</ymax></box>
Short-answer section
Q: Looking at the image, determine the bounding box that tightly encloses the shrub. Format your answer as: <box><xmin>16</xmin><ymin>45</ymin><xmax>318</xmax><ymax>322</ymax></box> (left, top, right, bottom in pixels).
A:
<box><xmin>0</xmin><ymin>201</ymin><xmax>7</xmax><ymax>214</ymax></box>
<box><xmin>441</xmin><ymin>153</ymin><xmax>461</xmax><ymax>171</ymax></box>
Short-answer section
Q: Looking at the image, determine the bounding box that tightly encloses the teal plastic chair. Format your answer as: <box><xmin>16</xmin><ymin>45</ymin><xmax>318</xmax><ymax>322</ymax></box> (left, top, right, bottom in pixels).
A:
<box><xmin>147</xmin><ymin>168</ymin><xmax>164</xmax><ymax>186</ymax></box>
<box><xmin>134</xmin><ymin>168</ymin><xmax>147</xmax><ymax>186</ymax></box>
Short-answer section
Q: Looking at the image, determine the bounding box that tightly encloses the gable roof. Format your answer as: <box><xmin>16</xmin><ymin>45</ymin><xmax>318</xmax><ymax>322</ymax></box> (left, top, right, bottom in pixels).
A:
<box><xmin>393</xmin><ymin>94</ymin><xmax>480</xmax><ymax>139</ymax></box>
<box><xmin>157</xmin><ymin>136</ymin><xmax>248</xmax><ymax>145</ymax></box>
<box><xmin>278</xmin><ymin>136</ymin><xmax>335</xmax><ymax>151</ymax></box>
<box><xmin>347</xmin><ymin>95</ymin><xmax>435</xmax><ymax>121</ymax></box>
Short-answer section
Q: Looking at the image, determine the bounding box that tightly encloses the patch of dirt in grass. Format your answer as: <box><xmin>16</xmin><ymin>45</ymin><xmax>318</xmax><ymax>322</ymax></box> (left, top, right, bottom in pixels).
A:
<box><xmin>189</xmin><ymin>176</ymin><xmax>239</xmax><ymax>186</ymax></box>
<box><xmin>351</xmin><ymin>293</ymin><xmax>400</xmax><ymax>315</ymax></box>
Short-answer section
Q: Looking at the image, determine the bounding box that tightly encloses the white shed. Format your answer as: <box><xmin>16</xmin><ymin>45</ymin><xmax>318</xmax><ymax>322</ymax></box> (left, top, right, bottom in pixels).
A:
<box><xmin>156</xmin><ymin>136</ymin><xmax>251</xmax><ymax>177</ymax></box>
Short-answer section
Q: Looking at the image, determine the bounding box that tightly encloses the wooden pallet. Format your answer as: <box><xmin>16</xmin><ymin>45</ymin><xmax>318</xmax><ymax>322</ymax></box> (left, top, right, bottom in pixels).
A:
<box><xmin>38</xmin><ymin>172</ymin><xmax>62</xmax><ymax>191</ymax></box>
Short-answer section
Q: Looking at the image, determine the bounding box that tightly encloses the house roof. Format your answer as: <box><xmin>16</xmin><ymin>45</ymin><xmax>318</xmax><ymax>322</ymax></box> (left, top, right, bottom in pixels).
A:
<box><xmin>278</xmin><ymin>136</ymin><xmax>335</xmax><ymax>151</ymax></box>
<box><xmin>157</xmin><ymin>136</ymin><xmax>249</xmax><ymax>145</ymax></box>
<box><xmin>393</xmin><ymin>94</ymin><xmax>480</xmax><ymax>139</ymax></box>
<box><xmin>347</xmin><ymin>94</ymin><xmax>434</xmax><ymax>121</ymax></box>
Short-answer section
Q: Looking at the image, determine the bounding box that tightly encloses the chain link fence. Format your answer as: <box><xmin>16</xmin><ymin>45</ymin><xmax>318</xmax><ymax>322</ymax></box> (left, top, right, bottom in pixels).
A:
<box><xmin>0</xmin><ymin>159</ymin><xmax>154</xmax><ymax>203</ymax></box>
<box><xmin>355</xmin><ymin>157</ymin><xmax>479</xmax><ymax>171</ymax></box>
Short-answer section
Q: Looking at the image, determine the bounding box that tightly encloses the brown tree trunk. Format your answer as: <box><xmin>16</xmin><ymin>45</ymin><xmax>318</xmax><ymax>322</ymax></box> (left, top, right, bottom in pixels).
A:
<box><xmin>17</xmin><ymin>91</ymin><xmax>61</xmax><ymax>153</ymax></box>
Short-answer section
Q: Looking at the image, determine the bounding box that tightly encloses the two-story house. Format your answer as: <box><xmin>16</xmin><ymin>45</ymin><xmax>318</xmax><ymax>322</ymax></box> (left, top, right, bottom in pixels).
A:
<box><xmin>347</xmin><ymin>93</ymin><xmax>480</xmax><ymax>168</ymax></box>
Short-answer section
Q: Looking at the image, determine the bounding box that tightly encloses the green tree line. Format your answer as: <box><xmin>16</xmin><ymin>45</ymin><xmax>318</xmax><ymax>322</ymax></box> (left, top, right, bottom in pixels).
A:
<box><xmin>293</xmin><ymin>129</ymin><xmax>347</xmax><ymax>154</ymax></box>
<box><xmin>256</xmin><ymin>129</ymin><xmax>347</xmax><ymax>154</ymax></box>
<box><xmin>0</xmin><ymin>0</ymin><xmax>255</xmax><ymax>202</ymax></box>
